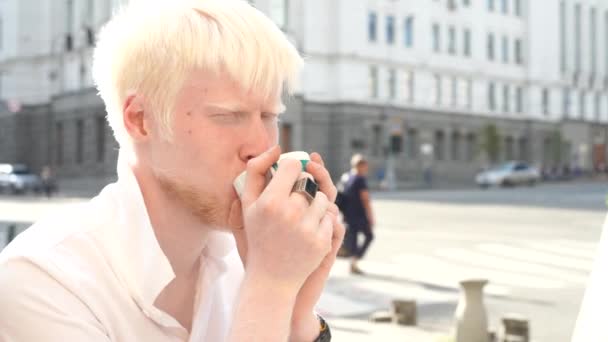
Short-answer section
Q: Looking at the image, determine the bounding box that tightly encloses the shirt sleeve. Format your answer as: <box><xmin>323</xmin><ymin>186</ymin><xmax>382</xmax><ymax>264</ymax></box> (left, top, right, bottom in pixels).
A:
<box><xmin>0</xmin><ymin>258</ymin><xmax>111</xmax><ymax>342</ymax></box>
<box><xmin>354</xmin><ymin>176</ymin><xmax>368</xmax><ymax>193</ymax></box>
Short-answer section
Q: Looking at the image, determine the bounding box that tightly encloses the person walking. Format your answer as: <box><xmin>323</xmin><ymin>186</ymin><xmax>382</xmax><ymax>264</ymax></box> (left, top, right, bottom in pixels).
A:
<box><xmin>342</xmin><ymin>154</ymin><xmax>375</xmax><ymax>275</ymax></box>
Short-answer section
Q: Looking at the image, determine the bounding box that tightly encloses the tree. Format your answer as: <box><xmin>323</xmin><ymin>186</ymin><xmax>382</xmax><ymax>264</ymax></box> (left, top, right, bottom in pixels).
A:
<box><xmin>479</xmin><ymin>124</ymin><xmax>501</xmax><ymax>164</ymax></box>
<box><xmin>548</xmin><ymin>130</ymin><xmax>563</xmax><ymax>165</ymax></box>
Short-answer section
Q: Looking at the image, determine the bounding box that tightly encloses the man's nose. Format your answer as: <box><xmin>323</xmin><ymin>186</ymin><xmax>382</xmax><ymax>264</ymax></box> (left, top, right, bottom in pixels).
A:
<box><xmin>240</xmin><ymin>117</ymin><xmax>275</xmax><ymax>162</ymax></box>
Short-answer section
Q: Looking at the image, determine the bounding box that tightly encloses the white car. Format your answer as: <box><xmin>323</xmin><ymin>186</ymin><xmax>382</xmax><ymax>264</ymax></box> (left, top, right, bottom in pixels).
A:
<box><xmin>475</xmin><ymin>161</ymin><xmax>540</xmax><ymax>188</ymax></box>
<box><xmin>0</xmin><ymin>164</ymin><xmax>42</xmax><ymax>194</ymax></box>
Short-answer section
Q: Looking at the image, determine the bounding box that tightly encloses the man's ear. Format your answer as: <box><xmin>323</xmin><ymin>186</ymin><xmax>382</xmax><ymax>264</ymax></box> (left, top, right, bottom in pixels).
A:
<box><xmin>123</xmin><ymin>95</ymin><xmax>150</xmax><ymax>142</ymax></box>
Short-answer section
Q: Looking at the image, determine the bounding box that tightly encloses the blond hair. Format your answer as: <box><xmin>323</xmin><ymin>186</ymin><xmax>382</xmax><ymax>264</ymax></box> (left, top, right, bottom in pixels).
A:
<box><xmin>92</xmin><ymin>0</ymin><xmax>303</xmax><ymax>146</ymax></box>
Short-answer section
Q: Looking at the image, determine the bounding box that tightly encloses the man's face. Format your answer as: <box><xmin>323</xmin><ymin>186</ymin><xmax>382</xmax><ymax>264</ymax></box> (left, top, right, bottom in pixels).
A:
<box><xmin>144</xmin><ymin>70</ymin><xmax>281</xmax><ymax>229</ymax></box>
<box><xmin>357</xmin><ymin>162</ymin><xmax>369</xmax><ymax>176</ymax></box>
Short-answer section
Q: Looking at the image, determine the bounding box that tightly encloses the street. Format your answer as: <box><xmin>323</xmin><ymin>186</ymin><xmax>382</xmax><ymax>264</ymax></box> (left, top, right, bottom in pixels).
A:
<box><xmin>321</xmin><ymin>181</ymin><xmax>607</xmax><ymax>341</ymax></box>
<box><xmin>1</xmin><ymin>181</ymin><xmax>607</xmax><ymax>341</ymax></box>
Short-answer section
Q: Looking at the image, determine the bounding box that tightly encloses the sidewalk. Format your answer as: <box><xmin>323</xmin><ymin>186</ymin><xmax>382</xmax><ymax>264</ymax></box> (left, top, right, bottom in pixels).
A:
<box><xmin>328</xmin><ymin>318</ymin><xmax>444</xmax><ymax>342</ymax></box>
<box><xmin>318</xmin><ymin>259</ymin><xmax>455</xmax><ymax>341</ymax></box>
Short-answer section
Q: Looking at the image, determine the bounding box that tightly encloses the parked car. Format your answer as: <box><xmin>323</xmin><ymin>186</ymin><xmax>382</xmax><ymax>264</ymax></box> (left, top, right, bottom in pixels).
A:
<box><xmin>475</xmin><ymin>161</ymin><xmax>541</xmax><ymax>188</ymax></box>
<box><xmin>0</xmin><ymin>164</ymin><xmax>43</xmax><ymax>194</ymax></box>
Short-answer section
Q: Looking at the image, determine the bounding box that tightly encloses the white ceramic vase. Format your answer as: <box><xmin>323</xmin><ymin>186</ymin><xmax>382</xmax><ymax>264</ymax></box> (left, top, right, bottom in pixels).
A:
<box><xmin>455</xmin><ymin>279</ymin><xmax>489</xmax><ymax>342</ymax></box>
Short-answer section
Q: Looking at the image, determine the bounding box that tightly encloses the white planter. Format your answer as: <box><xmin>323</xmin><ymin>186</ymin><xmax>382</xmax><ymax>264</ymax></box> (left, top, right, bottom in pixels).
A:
<box><xmin>455</xmin><ymin>279</ymin><xmax>489</xmax><ymax>342</ymax></box>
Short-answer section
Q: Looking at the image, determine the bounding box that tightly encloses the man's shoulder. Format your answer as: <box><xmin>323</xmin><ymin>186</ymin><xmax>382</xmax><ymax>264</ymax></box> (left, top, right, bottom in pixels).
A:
<box><xmin>0</xmin><ymin>186</ymin><xmax>120</xmax><ymax>272</ymax></box>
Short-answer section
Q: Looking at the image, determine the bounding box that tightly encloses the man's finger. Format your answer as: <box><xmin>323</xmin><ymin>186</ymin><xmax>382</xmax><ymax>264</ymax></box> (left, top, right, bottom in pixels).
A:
<box><xmin>302</xmin><ymin>191</ymin><xmax>330</xmax><ymax>227</ymax></box>
<box><xmin>310</xmin><ymin>152</ymin><xmax>325</xmax><ymax>167</ymax></box>
<box><xmin>306</xmin><ymin>160</ymin><xmax>338</xmax><ymax>202</ymax></box>
<box><xmin>262</xmin><ymin>158</ymin><xmax>303</xmax><ymax>199</ymax></box>
<box><xmin>241</xmin><ymin>145</ymin><xmax>281</xmax><ymax>207</ymax></box>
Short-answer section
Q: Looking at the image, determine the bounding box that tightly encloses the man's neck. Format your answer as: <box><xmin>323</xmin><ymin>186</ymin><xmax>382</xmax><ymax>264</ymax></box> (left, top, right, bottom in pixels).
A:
<box><xmin>132</xmin><ymin>166</ymin><xmax>210</xmax><ymax>278</ymax></box>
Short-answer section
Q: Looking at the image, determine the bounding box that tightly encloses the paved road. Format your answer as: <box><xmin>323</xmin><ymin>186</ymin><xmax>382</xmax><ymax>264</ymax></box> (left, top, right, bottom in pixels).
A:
<box><xmin>1</xmin><ymin>181</ymin><xmax>607</xmax><ymax>341</ymax></box>
<box><xmin>318</xmin><ymin>181</ymin><xmax>607</xmax><ymax>341</ymax></box>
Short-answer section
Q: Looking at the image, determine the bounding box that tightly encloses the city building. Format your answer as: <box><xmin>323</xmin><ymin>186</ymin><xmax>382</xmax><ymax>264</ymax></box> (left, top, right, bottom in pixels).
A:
<box><xmin>1</xmin><ymin>0</ymin><xmax>607</xmax><ymax>190</ymax></box>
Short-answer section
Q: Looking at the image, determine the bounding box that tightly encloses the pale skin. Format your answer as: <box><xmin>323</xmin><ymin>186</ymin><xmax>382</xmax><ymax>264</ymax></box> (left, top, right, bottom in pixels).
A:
<box><xmin>123</xmin><ymin>69</ymin><xmax>345</xmax><ymax>341</ymax></box>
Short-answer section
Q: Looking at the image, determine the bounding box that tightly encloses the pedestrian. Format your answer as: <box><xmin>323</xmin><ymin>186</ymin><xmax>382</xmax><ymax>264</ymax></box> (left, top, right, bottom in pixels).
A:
<box><xmin>342</xmin><ymin>154</ymin><xmax>375</xmax><ymax>275</ymax></box>
<box><xmin>0</xmin><ymin>1</ymin><xmax>344</xmax><ymax>341</ymax></box>
<box><xmin>40</xmin><ymin>165</ymin><xmax>54</xmax><ymax>198</ymax></box>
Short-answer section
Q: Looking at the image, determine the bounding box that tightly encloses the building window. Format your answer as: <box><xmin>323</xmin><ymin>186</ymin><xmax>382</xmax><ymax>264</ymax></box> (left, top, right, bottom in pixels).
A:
<box><xmin>515</xmin><ymin>0</ymin><xmax>522</xmax><ymax>17</ymax></box>
<box><xmin>406</xmin><ymin>128</ymin><xmax>418</xmax><ymax>158</ymax></box>
<box><xmin>76</xmin><ymin>119</ymin><xmax>84</xmax><ymax>164</ymax></box>
<box><xmin>514</xmin><ymin>39</ymin><xmax>523</xmax><ymax>64</ymax></box>
<box><xmin>369</xmin><ymin>66</ymin><xmax>378</xmax><ymax>98</ymax></box>
<box><xmin>502</xmin><ymin>35</ymin><xmax>509</xmax><ymax>63</ymax></box>
<box><xmin>451</xmin><ymin>77</ymin><xmax>458</xmax><ymax>105</ymax></box>
<box><xmin>86</xmin><ymin>0</ymin><xmax>95</xmax><ymax>25</ymax></box>
<box><xmin>404</xmin><ymin>16</ymin><xmax>414</xmax><ymax>47</ymax></box>
<box><xmin>519</xmin><ymin>137</ymin><xmax>528</xmax><ymax>161</ymax></box>
<box><xmin>465</xmin><ymin>133</ymin><xmax>476</xmax><ymax>161</ymax></box>
<box><xmin>66</xmin><ymin>0</ymin><xmax>74</xmax><ymax>33</ymax></box>
<box><xmin>451</xmin><ymin>132</ymin><xmax>461</xmax><ymax>161</ymax></box>
<box><xmin>458</xmin><ymin>79</ymin><xmax>470</xmax><ymax>108</ymax></box>
<box><xmin>560</xmin><ymin>1</ymin><xmax>566</xmax><ymax>73</ymax></box>
<box><xmin>516</xmin><ymin>86</ymin><xmax>523</xmax><ymax>113</ymax></box>
<box><xmin>590</xmin><ymin>8</ymin><xmax>597</xmax><ymax>74</ymax></box>
<box><xmin>433</xmin><ymin>23</ymin><xmax>441</xmax><ymax>52</ymax></box>
<box><xmin>372</xmin><ymin>124</ymin><xmax>382</xmax><ymax>156</ymax></box>
<box><xmin>403</xmin><ymin>70</ymin><xmax>415</xmax><ymax>103</ymax></box>
<box><xmin>488</xmin><ymin>0</ymin><xmax>495</xmax><ymax>12</ymax></box>
<box><xmin>280</xmin><ymin>123</ymin><xmax>293</xmax><ymax>152</ymax></box>
<box><xmin>542</xmin><ymin>88</ymin><xmax>550</xmax><ymax>115</ymax></box>
<box><xmin>505</xmin><ymin>136</ymin><xmax>514</xmax><ymax>160</ymax></box>
<box><xmin>388</xmin><ymin>68</ymin><xmax>396</xmax><ymax>99</ymax></box>
<box><xmin>488</xmin><ymin>82</ymin><xmax>496</xmax><ymax>111</ymax></box>
<box><xmin>368</xmin><ymin>12</ymin><xmax>377</xmax><ymax>42</ymax></box>
<box><xmin>501</xmin><ymin>0</ymin><xmax>508</xmax><ymax>14</ymax></box>
<box><xmin>503</xmin><ymin>85</ymin><xmax>510</xmax><ymax>112</ymax></box>
<box><xmin>96</xmin><ymin>116</ymin><xmax>106</xmax><ymax>162</ymax></box>
<box><xmin>56</xmin><ymin>122</ymin><xmax>64</xmax><ymax>165</ymax></box>
<box><xmin>270</xmin><ymin>0</ymin><xmax>288</xmax><ymax>28</ymax></box>
<box><xmin>448</xmin><ymin>26</ymin><xmax>456</xmax><ymax>54</ymax></box>
<box><xmin>563</xmin><ymin>88</ymin><xmax>570</xmax><ymax>118</ymax></box>
<box><xmin>434</xmin><ymin>131</ymin><xmax>445</xmax><ymax>161</ymax></box>
<box><xmin>575</xmin><ymin>4</ymin><xmax>581</xmax><ymax>71</ymax></box>
<box><xmin>605</xmin><ymin>11</ymin><xmax>608</xmax><ymax>79</ymax></box>
<box><xmin>487</xmin><ymin>33</ymin><xmax>495</xmax><ymax>60</ymax></box>
<box><xmin>463</xmin><ymin>29</ymin><xmax>471</xmax><ymax>57</ymax></box>
<box><xmin>434</xmin><ymin>75</ymin><xmax>442</xmax><ymax>105</ymax></box>
<box><xmin>386</xmin><ymin>15</ymin><xmax>395</xmax><ymax>44</ymax></box>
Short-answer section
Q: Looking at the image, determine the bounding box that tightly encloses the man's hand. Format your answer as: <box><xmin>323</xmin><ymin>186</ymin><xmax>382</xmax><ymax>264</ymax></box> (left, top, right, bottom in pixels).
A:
<box><xmin>231</xmin><ymin>146</ymin><xmax>334</xmax><ymax>300</ymax></box>
<box><xmin>289</xmin><ymin>153</ymin><xmax>345</xmax><ymax>342</ymax></box>
<box><xmin>229</xmin><ymin>150</ymin><xmax>345</xmax><ymax>342</ymax></box>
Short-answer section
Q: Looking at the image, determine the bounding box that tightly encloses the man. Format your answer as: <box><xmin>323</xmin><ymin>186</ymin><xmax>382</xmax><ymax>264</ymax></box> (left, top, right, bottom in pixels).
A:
<box><xmin>342</xmin><ymin>154</ymin><xmax>374</xmax><ymax>275</ymax></box>
<box><xmin>0</xmin><ymin>1</ymin><xmax>344</xmax><ymax>341</ymax></box>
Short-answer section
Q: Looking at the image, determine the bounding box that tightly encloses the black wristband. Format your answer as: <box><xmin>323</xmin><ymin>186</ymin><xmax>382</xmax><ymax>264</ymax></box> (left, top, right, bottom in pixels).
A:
<box><xmin>313</xmin><ymin>315</ymin><xmax>331</xmax><ymax>342</ymax></box>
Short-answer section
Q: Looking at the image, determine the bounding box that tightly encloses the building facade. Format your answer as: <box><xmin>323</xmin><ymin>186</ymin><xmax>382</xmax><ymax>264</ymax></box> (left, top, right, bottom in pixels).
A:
<box><xmin>1</xmin><ymin>0</ymin><xmax>607</xmax><ymax>190</ymax></box>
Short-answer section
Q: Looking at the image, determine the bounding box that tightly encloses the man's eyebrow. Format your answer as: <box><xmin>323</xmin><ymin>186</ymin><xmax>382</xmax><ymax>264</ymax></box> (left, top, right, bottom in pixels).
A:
<box><xmin>204</xmin><ymin>102</ymin><xmax>285</xmax><ymax>114</ymax></box>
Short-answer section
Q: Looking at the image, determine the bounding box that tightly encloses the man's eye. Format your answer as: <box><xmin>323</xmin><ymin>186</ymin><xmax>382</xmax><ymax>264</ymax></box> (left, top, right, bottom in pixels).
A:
<box><xmin>262</xmin><ymin>112</ymin><xmax>279</xmax><ymax>121</ymax></box>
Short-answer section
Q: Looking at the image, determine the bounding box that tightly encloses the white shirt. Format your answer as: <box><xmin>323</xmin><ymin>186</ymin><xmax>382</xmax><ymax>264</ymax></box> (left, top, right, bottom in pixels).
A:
<box><xmin>0</xmin><ymin>156</ymin><xmax>245</xmax><ymax>342</ymax></box>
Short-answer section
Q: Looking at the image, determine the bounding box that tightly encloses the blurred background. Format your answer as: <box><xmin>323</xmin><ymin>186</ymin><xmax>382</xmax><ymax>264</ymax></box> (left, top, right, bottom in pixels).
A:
<box><xmin>1</xmin><ymin>0</ymin><xmax>607</xmax><ymax>341</ymax></box>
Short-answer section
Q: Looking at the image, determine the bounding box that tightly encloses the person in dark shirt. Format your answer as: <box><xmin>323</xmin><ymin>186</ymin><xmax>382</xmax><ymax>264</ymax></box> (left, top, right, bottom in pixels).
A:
<box><xmin>342</xmin><ymin>154</ymin><xmax>375</xmax><ymax>274</ymax></box>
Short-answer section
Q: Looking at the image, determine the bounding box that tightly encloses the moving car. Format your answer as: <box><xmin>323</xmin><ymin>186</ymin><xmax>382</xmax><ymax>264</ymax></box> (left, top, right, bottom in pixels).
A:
<box><xmin>475</xmin><ymin>161</ymin><xmax>540</xmax><ymax>188</ymax></box>
<box><xmin>0</xmin><ymin>164</ymin><xmax>42</xmax><ymax>194</ymax></box>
